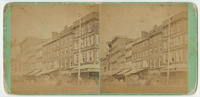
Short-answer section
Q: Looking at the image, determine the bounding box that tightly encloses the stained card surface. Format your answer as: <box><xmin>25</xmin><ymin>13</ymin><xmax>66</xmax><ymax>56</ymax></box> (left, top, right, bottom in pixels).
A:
<box><xmin>3</xmin><ymin>2</ymin><xmax>197</xmax><ymax>94</ymax></box>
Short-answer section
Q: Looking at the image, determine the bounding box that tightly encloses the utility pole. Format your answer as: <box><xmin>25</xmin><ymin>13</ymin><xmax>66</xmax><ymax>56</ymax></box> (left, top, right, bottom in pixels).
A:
<box><xmin>167</xmin><ymin>18</ymin><xmax>171</xmax><ymax>84</ymax></box>
<box><xmin>78</xmin><ymin>13</ymin><xmax>82</xmax><ymax>81</ymax></box>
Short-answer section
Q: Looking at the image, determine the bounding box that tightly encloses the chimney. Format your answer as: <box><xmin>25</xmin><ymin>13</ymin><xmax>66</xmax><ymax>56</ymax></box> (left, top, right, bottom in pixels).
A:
<box><xmin>64</xmin><ymin>25</ymin><xmax>69</xmax><ymax>30</ymax></box>
<box><xmin>52</xmin><ymin>32</ymin><xmax>58</xmax><ymax>39</ymax></box>
<box><xmin>141</xmin><ymin>31</ymin><xmax>149</xmax><ymax>38</ymax></box>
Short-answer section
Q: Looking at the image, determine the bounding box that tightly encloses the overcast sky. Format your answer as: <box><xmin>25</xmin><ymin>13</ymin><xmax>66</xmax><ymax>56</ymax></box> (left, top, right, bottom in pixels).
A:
<box><xmin>11</xmin><ymin>4</ymin><xmax>187</xmax><ymax>57</ymax></box>
<box><xmin>100</xmin><ymin>4</ymin><xmax>187</xmax><ymax>57</ymax></box>
<box><xmin>11</xmin><ymin>4</ymin><xmax>98</xmax><ymax>43</ymax></box>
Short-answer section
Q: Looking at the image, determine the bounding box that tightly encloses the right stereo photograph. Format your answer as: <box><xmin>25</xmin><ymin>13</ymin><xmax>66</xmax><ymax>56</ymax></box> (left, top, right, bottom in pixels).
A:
<box><xmin>100</xmin><ymin>4</ymin><xmax>190</xmax><ymax>93</ymax></box>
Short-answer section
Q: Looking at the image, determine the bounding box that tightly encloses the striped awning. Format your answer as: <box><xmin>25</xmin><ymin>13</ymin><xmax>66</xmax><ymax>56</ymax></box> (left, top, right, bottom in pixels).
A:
<box><xmin>35</xmin><ymin>68</ymin><xmax>57</xmax><ymax>76</ymax></box>
<box><xmin>25</xmin><ymin>69</ymin><xmax>41</xmax><ymax>76</ymax></box>
<box><xmin>124</xmin><ymin>68</ymin><xmax>145</xmax><ymax>76</ymax></box>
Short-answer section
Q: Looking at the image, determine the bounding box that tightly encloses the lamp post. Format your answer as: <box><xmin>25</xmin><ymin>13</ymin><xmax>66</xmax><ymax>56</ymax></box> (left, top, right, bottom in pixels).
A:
<box><xmin>167</xmin><ymin>18</ymin><xmax>171</xmax><ymax>84</ymax></box>
<box><xmin>78</xmin><ymin>13</ymin><xmax>82</xmax><ymax>81</ymax></box>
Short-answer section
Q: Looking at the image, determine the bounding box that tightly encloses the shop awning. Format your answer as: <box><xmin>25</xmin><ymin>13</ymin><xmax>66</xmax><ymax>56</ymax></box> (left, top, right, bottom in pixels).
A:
<box><xmin>124</xmin><ymin>68</ymin><xmax>146</xmax><ymax>76</ymax></box>
<box><xmin>113</xmin><ymin>69</ymin><xmax>131</xmax><ymax>76</ymax></box>
<box><xmin>112</xmin><ymin>68</ymin><xmax>146</xmax><ymax>77</ymax></box>
<box><xmin>35</xmin><ymin>68</ymin><xmax>57</xmax><ymax>76</ymax></box>
<box><xmin>24</xmin><ymin>69</ymin><xmax>42</xmax><ymax>76</ymax></box>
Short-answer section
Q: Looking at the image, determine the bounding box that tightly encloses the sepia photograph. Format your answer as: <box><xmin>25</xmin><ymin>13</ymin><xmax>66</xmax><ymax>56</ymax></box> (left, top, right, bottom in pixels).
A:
<box><xmin>100</xmin><ymin>4</ymin><xmax>188</xmax><ymax>93</ymax></box>
<box><xmin>8</xmin><ymin>3</ymin><xmax>189</xmax><ymax>94</ymax></box>
<box><xmin>11</xmin><ymin>4</ymin><xmax>100</xmax><ymax>94</ymax></box>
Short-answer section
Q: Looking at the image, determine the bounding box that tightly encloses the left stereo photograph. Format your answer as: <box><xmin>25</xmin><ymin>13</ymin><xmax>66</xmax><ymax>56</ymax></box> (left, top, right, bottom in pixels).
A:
<box><xmin>4</xmin><ymin>3</ymin><xmax>100</xmax><ymax>94</ymax></box>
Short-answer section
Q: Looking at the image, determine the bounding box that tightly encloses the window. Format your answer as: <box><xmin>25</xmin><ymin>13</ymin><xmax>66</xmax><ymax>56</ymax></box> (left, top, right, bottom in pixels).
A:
<box><xmin>83</xmin><ymin>24</ymin><xmax>88</xmax><ymax>33</ymax></box>
<box><xmin>86</xmin><ymin>37</ymin><xmax>88</xmax><ymax>46</ymax></box>
<box><xmin>96</xmin><ymin>51</ymin><xmax>99</xmax><ymax>62</ymax></box>
<box><xmin>165</xmin><ymin>54</ymin><xmax>168</xmax><ymax>63</ymax></box>
<box><xmin>89</xmin><ymin>36</ymin><xmax>92</xmax><ymax>46</ymax></box>
<box><xmin>176</xmin><ymin>21</ymin><xmax>182</xmax><ymax>33</ymax></box>
<box><xmin>85</xmin><ymin>38</ymin><xmax>87</xmax><ymax>47</ymax></box>
<box><xmin>172</xmin><ymin>23</ymin><xmax>176</xmax><ymax>33</ymax></box>
<box><xmin>83</xmin><ymin>52</ymin><xmax>87</xmax><ymax>63</ymax></box>
<box><xmin>96</xmin><ymin>35</ymin><xmax>99</xmax><ymax>45</ymax></box>
<box><xmin>80</xmin><ymin>26</ymin><xmax>83</xmax><ymax>36</ymax></box>
<box><xmin>87</xmin><ymin>23</ymin><xmax>90</xmax><ymax>32</ymax></box>
<box><xmin>87</xmin><ymin>51</ymin><xmax>90</xmax><ymax>62</ymax></box>
<box><xmin>180</xmin><ymin>35</ymin><xmax>183</xmax><ymax>45</ymax></box>
<box><xmin>88</xmin><ymin>22</ymin><xmax>92</xmax><ymax>32</ymax></box>
<box><xmin>93</xmin><ymin>35</ymin><xmax>98</xmax><ymax>45</ymax></box>
<box><xmin>81</xmin><ymin>39</ymin><xmax>84</xmax><ymax>48</ymax></box>
<box><xmin>65</xmin><ymin>49</ymin><xmax>67</xmax><ymax>54</ymax></box>
<box><xmin>164</xmin><ymin>27</ymin><xmax>169</xmax><ymax>36</ymax></box>
<box><xmin>170</xmin><ymin>38</ymin><xmax>174</xmax><ymax>48</ymax></box>
<box><xmin>83</xmin><ymin>38</ymin><xmax>85</xmax><ymax>48</ymax></box>
<box><xmin>74</xmin><ymin>54</ymin><xmax>77</xmax><ymax>64</ymax></box>
<box><xmin>85</xmin><ymin>52</ymin><xmax>87</xmax><ymax>63</ymax></box>
<box><xmin>176</xmin><ymin>51</ymin><xmax>179</xmax><ymax>63</ymax></box>
<box><xmin>74</xmin><ymin>42</ymin><xmax>76</xmax><ymax>49</ymax></box>
<box><xmin>91</xmin><ymin>35</ymin><xmax>94</xmax><ymax>45</ymax></box>
<box><xmin>88</xmin><ymin>51</ymin><xmax>91</xmax><ymax>62</ymax></box>
<box><xmin>90</xmin><ymin>50</ymin><xmax>93</xmax><ymax>62</ymax></box>
<box><xmin>179</xmin><ymin>50</ymin><xmax>182</xmax><ymax>63</ymax></box>
<box><xmin>173</xmin><ymin>52</ymin><xmax>176</xmax><ymax>63</ymax></box>
<box><xmin>74</xmin><ymin>28</ymin><xmax>78</xmax><ymax>37</ymax></box>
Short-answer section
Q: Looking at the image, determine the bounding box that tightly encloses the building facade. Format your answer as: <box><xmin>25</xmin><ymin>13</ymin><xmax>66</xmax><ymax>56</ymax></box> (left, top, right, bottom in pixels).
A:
<box><xmin>42</xmin><ymin>30</ymin><xmax>74</xmax><ymax>72</ymax></box>
<box><xmin>131</xmin><ymin>11</ymin><xmax>188</xmax><ymax>74</ymax></box>
<box><xmin>102</xmin><ymin>11</ymin><xmax>188</xmax><ymax>83</ymax></box>
<box><xmin>106</xmin><ymin>37</ymin><xmax>132</xmax><ymax>73</ymax></box>
<box><xmin>42</xmin><ymin>12</ymin><xmax>99</xmax><ymax>79</ymax></box>
<box><xmin>130</xmin><ymin>11</ymin><xmax>187</xmax><ymax>72</ymax></box>
<box><xmin>71</xmin><ymin>12</ymin><xmax>99</xmax><ymax>79</ymax></box>
<box><xmin>101</xmin><ymin>54</ymin><xmax>110</xmax><ymax>73</ymax></box>
<box><xmin>161</xmin><ymin>11</ymin><xmax>188</xmax><ymax>72</ymax></box>
<box><xmin>125</xmin><ymin>40</ymin><xmax>135</xmax><ymax>68</ymax></box>
<box><xmin>131</xmin><ymin>32</ymin><xmax>149</xmax><ymax>70</ymax></box>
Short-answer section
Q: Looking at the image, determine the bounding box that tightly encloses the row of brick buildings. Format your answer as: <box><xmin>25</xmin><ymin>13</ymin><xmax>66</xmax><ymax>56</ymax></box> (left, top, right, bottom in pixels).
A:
<box><xmin>102</xmin><ymin>11</ymin><xmax>188</xmax><ymax>83</ymax></box>
<box><xmin>23</xmin><ymin>12</ymin><xmax>99</xmax><ymax>80</ymax></box>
